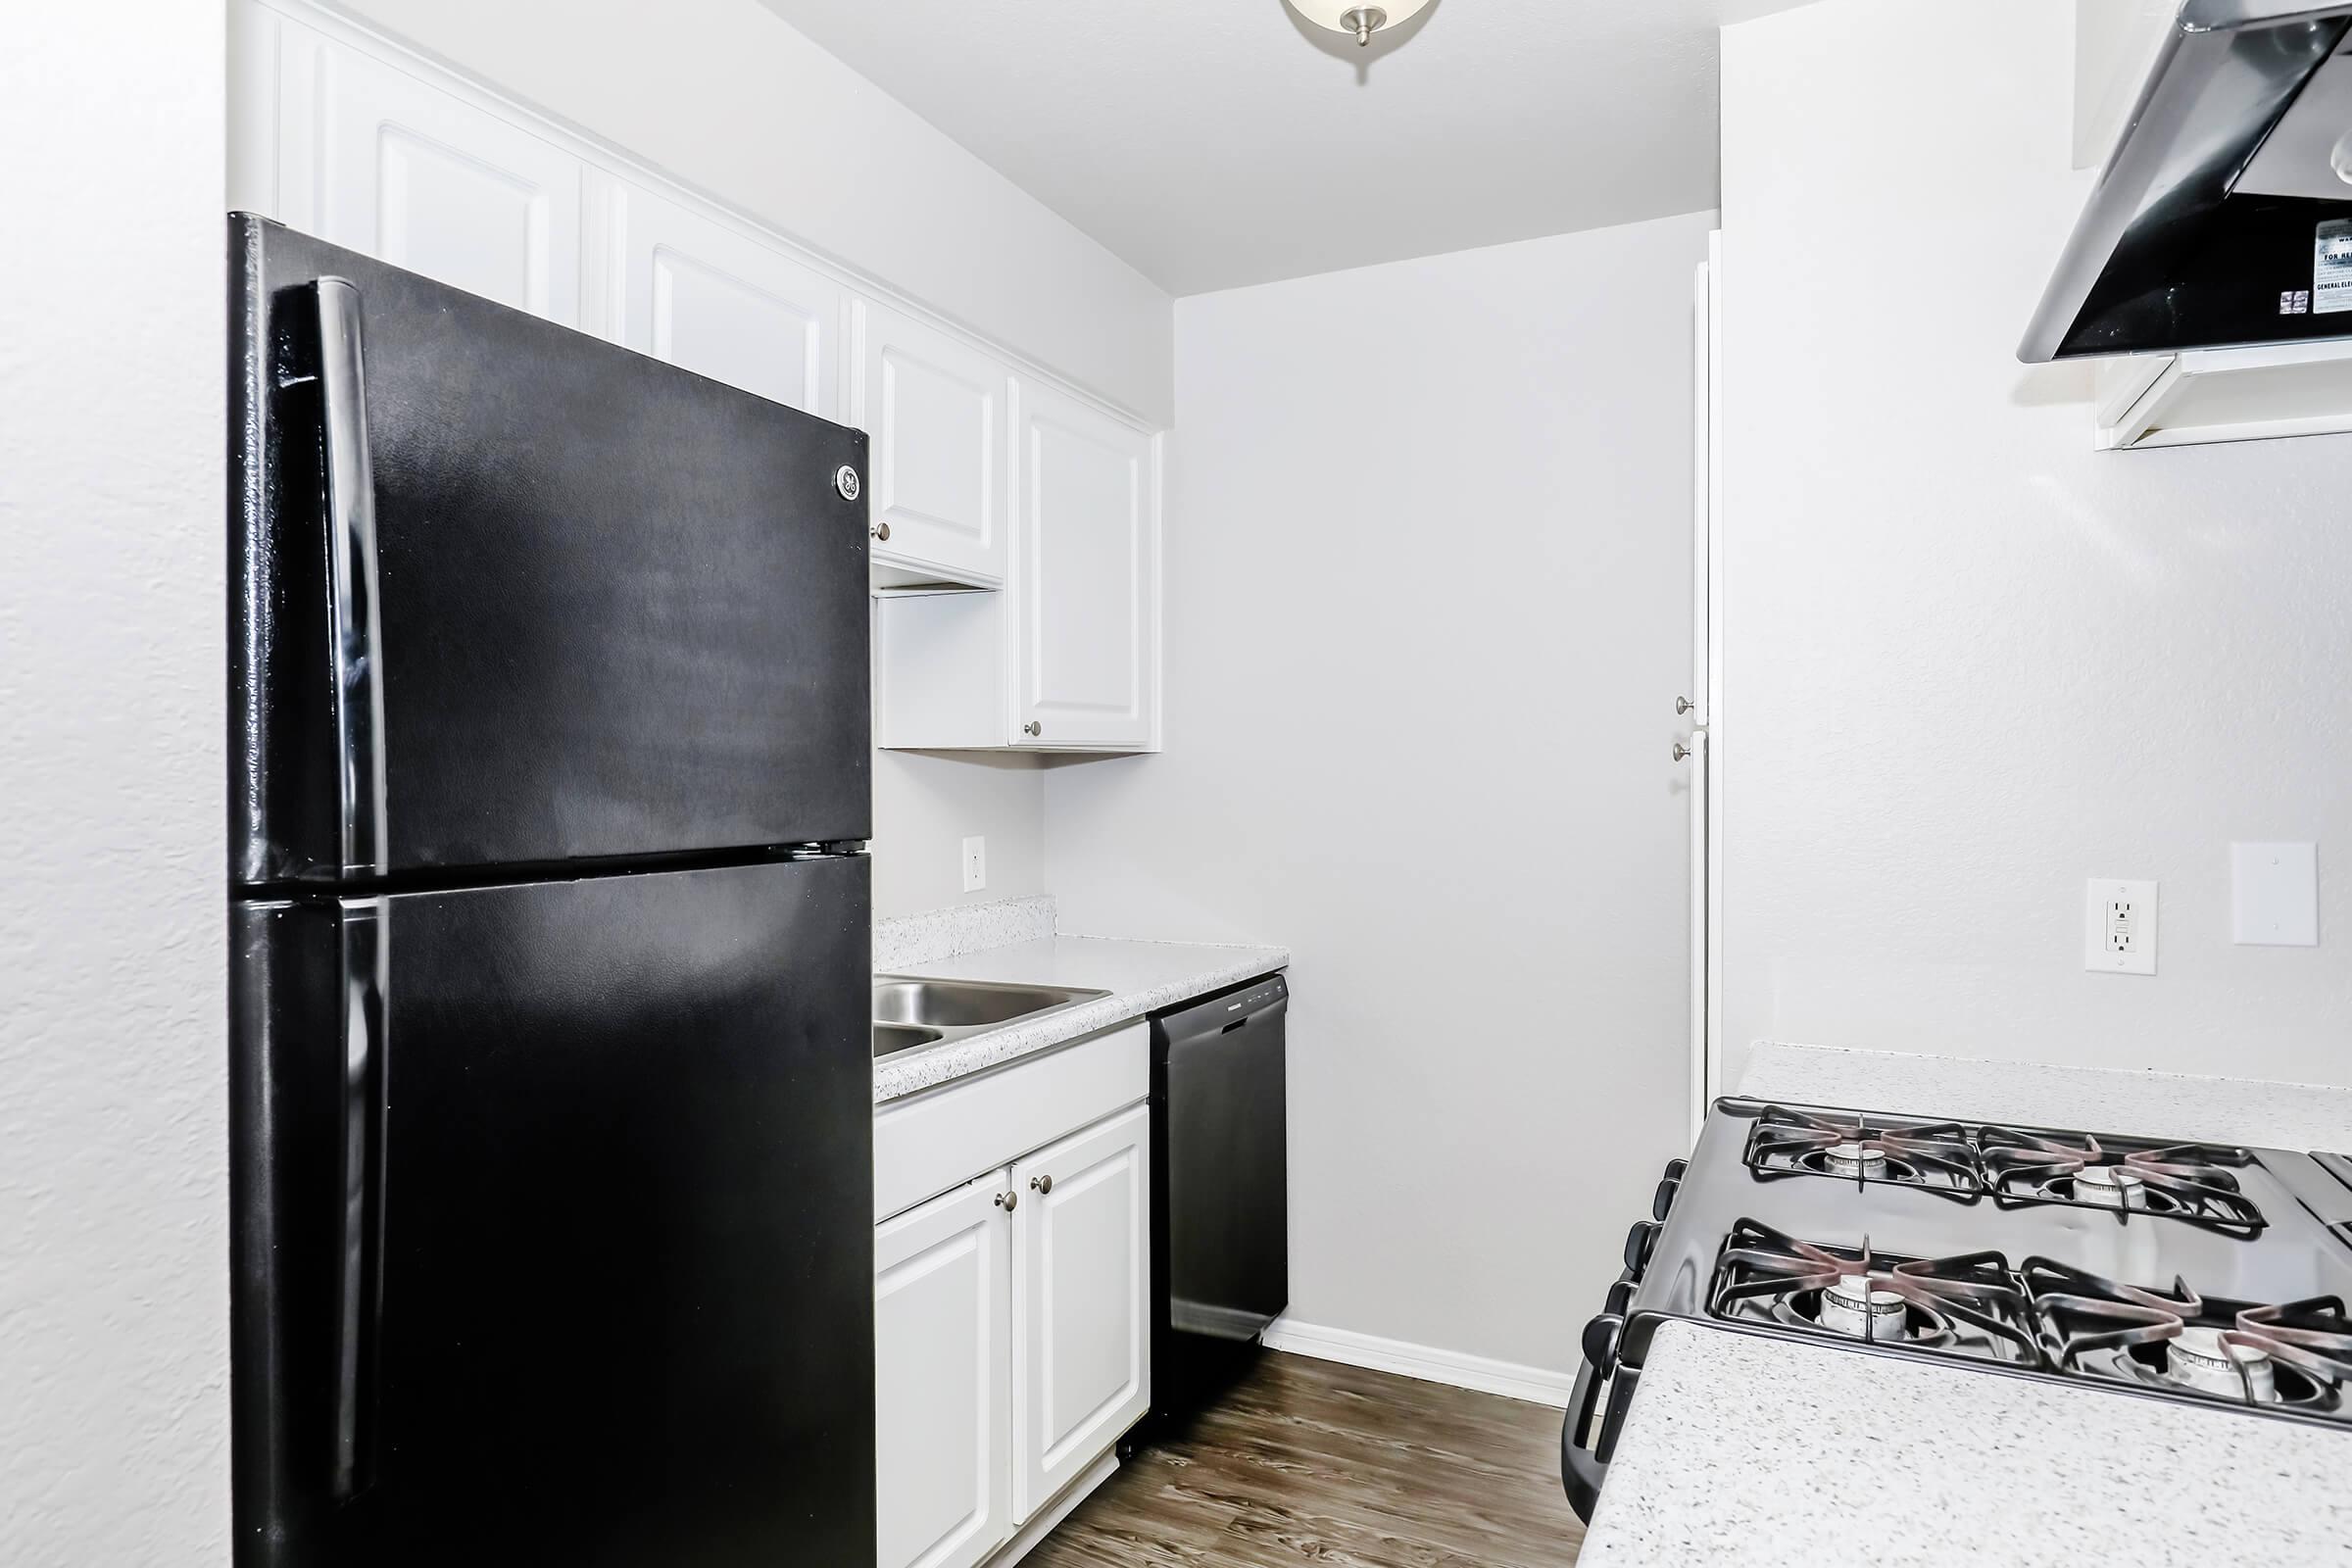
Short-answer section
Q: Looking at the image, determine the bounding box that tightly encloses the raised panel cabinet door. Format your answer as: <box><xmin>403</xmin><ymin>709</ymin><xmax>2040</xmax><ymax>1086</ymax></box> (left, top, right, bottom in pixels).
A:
<box><xmin>610</xmin><ymin>181</ymin><xmax>844</xmax><ymax>418</ymax></box>
<box><xmin>875</xmin><ymin>1173</ymin><xmax>1014</xmax><ymax>1568</ymax></box>
<box><xmin>280</xmin><ymin>16</ymin><xmax>582</xmax><ymax>324</ymax></box>
<box><xmin>1015</xmin><ymin>382</ymin><xmax>1157</xmax><ymax>750</ymax></box>
<box><xmin>1010</xmin><ymin>1104</ymin><xmax>1151</xmax><ymax>1519</ymax></box>
<box><xmin>852</xmin><ymin>299</ymin><xmax>1012</xmax><ymax>585</ymax></box>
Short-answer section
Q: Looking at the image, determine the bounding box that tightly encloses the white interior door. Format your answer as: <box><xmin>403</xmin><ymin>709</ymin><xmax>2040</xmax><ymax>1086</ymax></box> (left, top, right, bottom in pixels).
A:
<box><xmin>1010</xmin><ymin>1105</ymin><xmax>1149</xmax><ymax>1519</ymax></box>
<box><xmin>607</xmin><ymin>181</ymin><xmax>842</xmax><ymax>417</ymax></box>
<box><xmin>852</xmin><ymin>299</ymin><xmax>1011</xmax><ymax>584</ymax></box>
<box><xmin>875</xmin><ymin>1174</ymin><xmax>1013</xmax><ymax>1568</ymax></box>
<box><xmin>1014</xmin><ymin>381</ymin><xmax>1157</xmax><ymax>751</ymax></box>
<box><xmin>278</xmin><ymin>14</ymin><xmax>581</xmax><ymax>324</ymax></box>
<box><xmin>1689</xmin><ymin>234</ymin><xmax>1725</xmax><ymax>1140</ymax></box>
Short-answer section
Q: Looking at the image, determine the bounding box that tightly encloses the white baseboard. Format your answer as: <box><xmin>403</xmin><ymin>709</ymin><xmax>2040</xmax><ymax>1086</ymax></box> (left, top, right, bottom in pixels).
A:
<box><xmin>988</xmin><ymin>1450</ymin><xmax>1119</xmax><ymax>1568</ymax></box>
<box><xmin>1258</xmin><ymin>1317</ymin><xmax>1578</xmax><ymax>1408</ymax></box>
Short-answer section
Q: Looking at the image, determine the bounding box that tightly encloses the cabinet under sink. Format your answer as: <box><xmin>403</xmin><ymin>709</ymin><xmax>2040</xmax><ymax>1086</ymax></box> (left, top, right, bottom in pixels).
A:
<box><xmin>873</xmin><ymin>1022</ymin><xmax>1150</xmax><ymax>1568</ymax></box>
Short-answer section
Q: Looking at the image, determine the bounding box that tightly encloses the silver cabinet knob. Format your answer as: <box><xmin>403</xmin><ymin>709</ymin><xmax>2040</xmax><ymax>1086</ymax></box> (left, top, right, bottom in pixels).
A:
<box><xmin>1675</xmin><ymin>696</ymin><xmax>1693</xmax><ymax>714</ymax></box>
<box><xmin>1030</xmin><ymin>1174</ymin><xmax>1053</xmax><ymax>1195</ymax></box>
<box><xmin>994</xmin><ymin>1190</ymin><xmax>1018</xmax><ymax>1211</ymax></box>
<box><xmin>1022</xmin><ymin>720</ymin><xmax>1041</xmax><ymax>737</ymax></box>
<box><xmin>870</xmin><ymin>520</ymin><xmax>890</xmax><ymax>542</ymax></box>
<box><xmin>1673</xmin><ymin>742</ymin><xmax>1691</xmax><ymax>761</ymax></box>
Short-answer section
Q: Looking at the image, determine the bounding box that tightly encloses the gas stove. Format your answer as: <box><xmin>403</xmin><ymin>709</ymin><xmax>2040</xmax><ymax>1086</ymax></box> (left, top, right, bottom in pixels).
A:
<box><xmin>1561</xmin><ymin>1098</ymin><xmax>2352</xmax><ymax>1524</ymax></box>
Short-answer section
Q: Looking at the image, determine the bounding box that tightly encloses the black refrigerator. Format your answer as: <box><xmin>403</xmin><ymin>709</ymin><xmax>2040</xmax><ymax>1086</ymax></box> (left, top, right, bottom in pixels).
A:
<box><xmin>226</xmin><ymin>214</ymin><xmax>875</xmax><ymax>1567</ymax></box>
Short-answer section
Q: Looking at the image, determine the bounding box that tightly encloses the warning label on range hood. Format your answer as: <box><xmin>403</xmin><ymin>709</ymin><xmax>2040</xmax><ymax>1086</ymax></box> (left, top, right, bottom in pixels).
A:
<box><xmin>2317</xmin><ymin>220</ymin><xmax>2352</xmax><ymax>315</ymax></box>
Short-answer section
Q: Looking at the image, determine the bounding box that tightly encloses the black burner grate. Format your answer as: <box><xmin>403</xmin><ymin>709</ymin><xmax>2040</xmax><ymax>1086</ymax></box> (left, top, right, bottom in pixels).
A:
<box><xmin>2024</xmin><ymin>1257</ymin><xmax>2352</xmax><ymax>1413</ymax></box>
<box><xmin>1708</xmin><ymin>1218</ymin><xmax>2038</xmax><ymax>1365</ymax></box>
<box><xmin>1744</xmin><ymin>1105</ymin><xmax>1981</xmax><ymax>1200</ymax></box>
<box><xmin>1703</xmin><ymin>1220</ymin><xmax>2352</xmax><ymax>1419</ymax></box>
<box><xmin>1979</xmin><ymin>1127</ymin><xmax>2267</xmax><ymax>1233</ymax></box>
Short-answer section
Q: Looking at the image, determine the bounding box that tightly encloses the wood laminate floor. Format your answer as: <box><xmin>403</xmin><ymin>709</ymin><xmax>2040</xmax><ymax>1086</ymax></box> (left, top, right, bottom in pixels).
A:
<box><xmin>1028</xmin><ymin>1351</ymin><xmax>1586</xmax><ymax>1568</ymax></box>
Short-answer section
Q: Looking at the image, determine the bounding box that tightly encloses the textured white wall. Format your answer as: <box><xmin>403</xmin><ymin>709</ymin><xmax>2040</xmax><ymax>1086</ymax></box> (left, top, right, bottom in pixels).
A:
<box><xmin>333</xmin><ymin>0</ymin><xmax>1174</xmax><ymax>425</ymax></box>
<box><xmin>0</xmin><ymin>6</ymin><xmax>229</xmax><ymax>1564</ymax></box>
<box><xmin>1044</xmin><ymin>213</ymin><xmax>1713</xmax><ymax>1372</ymax></box>
<box><xmin>1719</xmin><ymin>0</ymin><xmax>2352</xmax><ymax>1090</ymax></box>
<box><xmin>872</xmin><ymin>752</ymin><xmax>1046</xmax><ymax>918</ymax></box>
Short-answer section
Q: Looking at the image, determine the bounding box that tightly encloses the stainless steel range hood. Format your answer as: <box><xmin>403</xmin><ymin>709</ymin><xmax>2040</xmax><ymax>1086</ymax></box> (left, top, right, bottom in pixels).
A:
<box><xmin>2021</xmin><ymin>1</ymin><xmax>2352</xmax><ymax>363</ymax></box>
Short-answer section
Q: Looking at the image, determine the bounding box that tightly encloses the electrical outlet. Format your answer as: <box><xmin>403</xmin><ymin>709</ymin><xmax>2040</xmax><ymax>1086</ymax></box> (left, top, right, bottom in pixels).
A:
<box><xmin>2084</xmin><ymin>878</ymin><xmax>2157</xmax><ymax>975</ymax></box>
<box><xmin>960</xmin><ymin>836</ymin><xmax>986</xmax><ymax>894</ymax></box>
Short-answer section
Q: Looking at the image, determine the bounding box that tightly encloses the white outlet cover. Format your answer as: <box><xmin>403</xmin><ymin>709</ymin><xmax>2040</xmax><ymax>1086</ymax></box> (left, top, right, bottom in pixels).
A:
<box><xmin>2084</xmin><ymin>878</ymin><xmax>2158</xmax><ymax>975</ymax></box>
<box><xmin>960</xmin><ymin>835</ymin><xmax>987</xmax><ymax>894</ymax></box>
<box><xmin>2231</xmin><ymin>842</ymin><xmax>2318</xmax><ymax>946</ymax></box>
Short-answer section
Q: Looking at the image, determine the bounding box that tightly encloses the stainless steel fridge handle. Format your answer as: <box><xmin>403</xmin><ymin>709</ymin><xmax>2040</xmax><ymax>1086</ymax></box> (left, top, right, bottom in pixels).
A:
<box><xmin>332</xmin><ymin>902</ymin><xmax>389</xmax><ymax>1499</ymax></box>
<box><xmin>315</xmin><ymin>278</ymin><xmax>389</xmax><ymax>877</ymax></box>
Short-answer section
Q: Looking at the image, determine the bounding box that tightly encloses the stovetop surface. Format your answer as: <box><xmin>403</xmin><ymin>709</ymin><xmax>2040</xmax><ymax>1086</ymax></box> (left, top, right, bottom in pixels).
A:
<box><xmin>1626</xmin><ymin>1098</ymin><xmax>2352</xmax><ymax>1427</ymax></box>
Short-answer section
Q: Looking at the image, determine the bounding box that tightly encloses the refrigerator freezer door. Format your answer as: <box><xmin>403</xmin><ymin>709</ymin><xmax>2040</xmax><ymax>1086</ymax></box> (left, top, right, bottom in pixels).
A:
<box><xmin>230</xmin><ymin>856</ymin><xmax>874</xmax><ymax>1566</ymax></box>
<box><xmin>230</xmin><ymin>214</ymin><xmax>870</xmax><ymax>888</ymax></box>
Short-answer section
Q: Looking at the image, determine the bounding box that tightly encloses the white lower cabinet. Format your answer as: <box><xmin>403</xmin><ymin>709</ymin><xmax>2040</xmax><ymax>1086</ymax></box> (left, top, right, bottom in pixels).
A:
<box><xmin>874</xmin><ymin>1028</ymin><xmax>1150</xmax><ymax>1568</ymax></box>
<box><xmin>1010</xmin><ymin>1105</ymin><xmax>1151</xmax><ymax>1519</ymax></box>
<box><xmin>876</xmin><ymin>1174</ymin><xmax>1014</xmax><ymax>1568</ymax></box>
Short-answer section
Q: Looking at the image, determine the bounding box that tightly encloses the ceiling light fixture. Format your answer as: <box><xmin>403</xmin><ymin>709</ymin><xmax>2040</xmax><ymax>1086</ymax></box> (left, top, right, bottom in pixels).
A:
<box><xmin>1286</xmin><ymin>0</ymin><xmax>1434</xmax><ymax>47</ymax></box>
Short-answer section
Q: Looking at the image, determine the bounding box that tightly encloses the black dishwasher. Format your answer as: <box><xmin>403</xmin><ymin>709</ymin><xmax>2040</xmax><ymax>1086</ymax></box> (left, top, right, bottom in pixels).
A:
<box><xmin>1148</xmin><ymin>972</ymin><xmax>1290</xmax><ymax>1432</ymax></box>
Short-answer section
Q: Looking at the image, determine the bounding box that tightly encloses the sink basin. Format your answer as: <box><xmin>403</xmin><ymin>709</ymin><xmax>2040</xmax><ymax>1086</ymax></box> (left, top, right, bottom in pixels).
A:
<box><xmin>872</xmin><ymin>976</ymin><xmax>1108</xmax><ymax>1034</ymax></box>
<box><xmin>872</xmin><ymin>1022</ymin><xmax>943</xmax><ymax>1059</ymax></box>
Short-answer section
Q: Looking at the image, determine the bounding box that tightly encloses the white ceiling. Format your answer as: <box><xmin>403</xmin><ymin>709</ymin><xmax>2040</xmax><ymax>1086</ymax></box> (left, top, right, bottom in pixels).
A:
<box><xmin>757</xmin><ymin>0</ymin><xmax>1806</xmax><ymax>297</ymax></box>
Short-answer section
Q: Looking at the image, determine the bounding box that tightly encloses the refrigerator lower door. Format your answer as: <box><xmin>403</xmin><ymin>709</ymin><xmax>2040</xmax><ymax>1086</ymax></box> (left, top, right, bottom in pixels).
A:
<box><xmin>230</xmin><ymin>214</ymin><xmax>871</xmax><ymax>887</ymax></box>
<box><xmin>231</xmin><ymin>857</ymin><xmax>873</xmax><ymax>1567</ymax></box>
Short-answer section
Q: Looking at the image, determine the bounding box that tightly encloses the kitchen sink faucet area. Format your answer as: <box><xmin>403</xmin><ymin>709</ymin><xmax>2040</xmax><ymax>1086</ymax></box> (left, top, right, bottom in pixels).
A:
<box><xmin>12</xmin><ymin>3</ymin><xmax>2352</xmax><ymax>1567</ymax></box>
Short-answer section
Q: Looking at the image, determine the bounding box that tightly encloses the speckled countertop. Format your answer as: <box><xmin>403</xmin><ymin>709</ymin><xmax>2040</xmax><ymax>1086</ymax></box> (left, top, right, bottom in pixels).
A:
<box><xmin>1579</xmin><ymin>1322</ymin><xmax>2352</xmax><ymax>1566</ymax></box>
<box><xmin>871</xmin><ymin>932</ymin><xmax>1288</xmax><ymax>1103</ymax></box>
<box><xmin>1741</xmin><ymin>1041</ymin><xmax>2352</xmax><ymax>1150</ymax></box>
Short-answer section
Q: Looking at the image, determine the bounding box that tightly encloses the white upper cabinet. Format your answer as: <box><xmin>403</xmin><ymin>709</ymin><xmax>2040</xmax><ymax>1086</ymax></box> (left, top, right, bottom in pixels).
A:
<box><xmin>853</xmin><ymin>299</ymin><xmax>1013</xmax><ymax>588</ymax></box>
<box><xmin>237</xmin><ymin>1</ymin><xmax>1162</xmax><ymax>754</ymax></box>
<box><xmin>871</xmin><ymin>376</ymin><xmax>1162</xmax><ymax>754</ymax></box>
<box><xmin>1009</xmin><ymin>1104</ymin><xmax>1150</xmax><ymax>1520</ymax></box>
<box><xmin>874</xmin><ymin>1173</ymin><xmax>1013</xmax><ymax>1568</ymax></box>
<box><xmin>1014</xmin><ymin>382</ymin><xmax>1158</xmax><ymax>751</ymax></box>
<box><xmin>606</xmin><ymin>181</ymin><xmax>843</xmax><ymax>418</ymax></box>
<box><xmin>270</xmin><ymin>14</ymin><xmax>581</xmax><ymax>325</ymax></box>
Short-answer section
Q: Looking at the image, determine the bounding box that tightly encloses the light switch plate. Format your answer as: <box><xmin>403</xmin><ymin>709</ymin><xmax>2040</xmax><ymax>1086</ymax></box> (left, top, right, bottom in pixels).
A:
<box><xmin>960</xmin><ymin>835</ymin><xmax>987</xmax><ymax>894</ymax></box>
<box><xmin>2231</xmin><ymin>842</ymin><xmax>2318</xmax><ymax>946</ymax></box>
<box><xmin>2085</xmin><ymin>878</ymin><xmax>2157</xmax><ymax>975</ymax></box>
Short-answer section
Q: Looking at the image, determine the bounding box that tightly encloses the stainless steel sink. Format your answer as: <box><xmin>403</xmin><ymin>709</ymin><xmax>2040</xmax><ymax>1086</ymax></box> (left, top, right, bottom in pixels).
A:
<box><xmin>870</xmin><ymin>976</ymin><xmax>1109</xmax><ymax>1060</ymax></box>
<box><xmin>872</xmin><ymin>1022</ymin><xmax>943</xmax><ymax>1059</ymax></box>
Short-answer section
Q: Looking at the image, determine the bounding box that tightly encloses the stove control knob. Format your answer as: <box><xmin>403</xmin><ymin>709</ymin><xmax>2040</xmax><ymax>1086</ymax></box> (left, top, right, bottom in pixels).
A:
<box><xmin>1622</xmin><ymin>1219</ymin><xmax>1660</xmax><ymax>1276</ymax></box>
<box><xmin>1581</xmin><ymin>1312</ymin><xmax>1624</xmax><ymax>1376</ymax></box>
<box><xmin>1650</xmin><ymin>1175</ymin><xmax>1680</xmax><ymax>1222</ymax></box>
<box><xmin>1662</xmin><ymin>1157</ymin><xmax>1689</xmax><ymax>1184</ymax></box>
<box><xmin>1603</xmin><ymin>1278</ymin><xmax>1636</xmax><ymax>1317</ymax></box>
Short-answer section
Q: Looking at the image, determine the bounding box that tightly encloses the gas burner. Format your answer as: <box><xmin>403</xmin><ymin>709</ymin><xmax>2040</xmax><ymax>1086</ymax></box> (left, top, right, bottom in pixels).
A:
<box><xmin>2023</xmin><ymin>1258</ymin><xmax>2352</xmax><ymax>1413</ymax></box>
<box><xmin>1745</xmin><ymin>1106</ymin><xmax>1980</xmax><ymax>1199</ymax></box>
<box><xmin>1708</xmin><ymin>1219</ymin><xmax>2038</xmax><ymax>1365</ymax></box>
<box><xmin>1979</xmin><ymin>1126</ymin><xmax>2266</xmax><ymax>1232</ymax></box>
<box><xmin>1822</xmin><ymin>1142</ymin><xmax>1885</xmax><ymax>1179</ymax></box>
<box><xmin>2162</xmin><ymin>1327</ymin><xmax>2278</xmax><ymax>1400</ymax></box>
